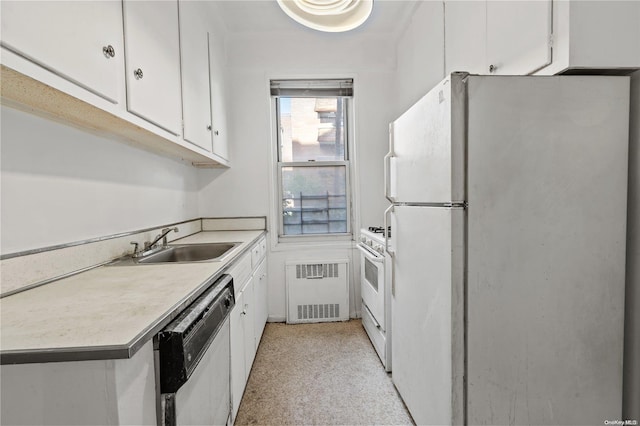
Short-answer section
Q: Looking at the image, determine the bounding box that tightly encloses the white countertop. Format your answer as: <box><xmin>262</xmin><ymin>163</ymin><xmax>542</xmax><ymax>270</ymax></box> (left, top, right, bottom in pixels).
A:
<box><xmin>0</xmin><ymin>230</ymin><xmax>264</xmax><ymax>362</ymax></box>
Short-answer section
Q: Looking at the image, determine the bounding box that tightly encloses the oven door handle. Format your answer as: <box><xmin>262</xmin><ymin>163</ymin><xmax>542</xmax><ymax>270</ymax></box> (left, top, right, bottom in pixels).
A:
<box><xmin>363</xmin><ymin>304</ymin><xmax>382</xmax><ymax>329</ymax></box>
<box><xmin>356</xmin><ymin>244</ymin><xmax>384</xmax><ymax>263</ymax></box>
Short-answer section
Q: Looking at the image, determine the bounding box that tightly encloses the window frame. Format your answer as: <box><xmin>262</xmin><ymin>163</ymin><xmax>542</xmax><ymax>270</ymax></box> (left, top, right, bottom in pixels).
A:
<box><xmin>272</xmin><ymin>93</ymin><xmax>354</xmax><ymax>242</ymax></box>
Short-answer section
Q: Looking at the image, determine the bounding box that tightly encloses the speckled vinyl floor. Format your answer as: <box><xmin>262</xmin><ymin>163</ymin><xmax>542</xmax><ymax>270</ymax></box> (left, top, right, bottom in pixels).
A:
<box><xmin>234</xmin><ymin>320</ymin><xmax>414</xmax><ymax>426</ymax></box>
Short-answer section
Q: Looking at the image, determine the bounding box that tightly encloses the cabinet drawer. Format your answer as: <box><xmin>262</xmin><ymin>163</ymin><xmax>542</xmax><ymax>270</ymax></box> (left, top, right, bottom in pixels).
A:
<box><xmin>227</xmin><ymin>252</ymin><xmax>251</xmax><ymax>299</ymax></box>
<box><xmin>250</xmin><ymin>244</ymin><xmax>261</xmax><ymax>270</ymax></box>
<box><xmin>251</xmin><ymin>237</ymin><xmax>267</xmax><ymax>269</ymax></box>
<box><xmin>260</xmin><ymin>238</ymin><xmax>267</xmax><ymax>259</ymax></box>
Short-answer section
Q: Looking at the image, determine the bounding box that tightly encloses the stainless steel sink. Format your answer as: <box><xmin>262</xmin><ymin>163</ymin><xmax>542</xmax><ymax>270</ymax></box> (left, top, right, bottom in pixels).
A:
<box><xmin>136</xmin><ymin>242</ymin><xmax>240</xmax><ymax>264</ymax></box>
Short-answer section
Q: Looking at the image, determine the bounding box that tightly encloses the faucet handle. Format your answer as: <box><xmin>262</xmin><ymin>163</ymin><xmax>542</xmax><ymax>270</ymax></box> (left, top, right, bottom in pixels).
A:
<box><xmin>130</xmin><ymin>241</ymin><xmax>139</xmax><ymax>256</ymax></box>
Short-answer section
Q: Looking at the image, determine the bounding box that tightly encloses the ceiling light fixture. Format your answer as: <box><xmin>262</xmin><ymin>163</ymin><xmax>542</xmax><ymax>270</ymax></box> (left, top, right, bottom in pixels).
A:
<box><xmin>276</xmin><ymin>0</ymin><xmax>374</xmax><ymax>33</ymax></box>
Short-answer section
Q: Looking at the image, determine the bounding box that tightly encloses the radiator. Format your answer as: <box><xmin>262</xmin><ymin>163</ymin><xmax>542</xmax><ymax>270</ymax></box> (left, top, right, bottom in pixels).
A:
<box><xmin>285</xmin><ymin>260</ymin><xmax>349</xmax><ymax>324</ymax></box>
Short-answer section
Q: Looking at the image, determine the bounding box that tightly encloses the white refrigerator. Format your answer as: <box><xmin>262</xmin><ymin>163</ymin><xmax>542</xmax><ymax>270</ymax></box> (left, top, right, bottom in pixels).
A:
<box><xmin>386</xmin><ymin>73</ymin><xmax>629</xmax><ymax>425</ymax></box>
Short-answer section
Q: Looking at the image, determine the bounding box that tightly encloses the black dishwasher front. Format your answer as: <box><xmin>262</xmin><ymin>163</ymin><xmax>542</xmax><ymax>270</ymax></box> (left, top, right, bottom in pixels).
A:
<box><xmin>155</xmin><ymin>274</ymin><xmax>234</xmax><ymax>426</ymax></box>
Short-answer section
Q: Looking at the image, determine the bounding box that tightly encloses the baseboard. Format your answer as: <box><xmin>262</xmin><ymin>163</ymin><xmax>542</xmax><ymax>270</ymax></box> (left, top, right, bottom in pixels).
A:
<box><xmin>267</xmin><ymin>315</ymin><xmax>286</xmax><ymax>323</ymax></box>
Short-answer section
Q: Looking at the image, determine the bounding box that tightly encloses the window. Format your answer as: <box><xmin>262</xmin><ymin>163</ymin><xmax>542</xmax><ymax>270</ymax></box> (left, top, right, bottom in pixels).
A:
<box><xmin>272</xmin><ymin>79</ymin><xmax>353</xmax><ymax>238</ymax></box>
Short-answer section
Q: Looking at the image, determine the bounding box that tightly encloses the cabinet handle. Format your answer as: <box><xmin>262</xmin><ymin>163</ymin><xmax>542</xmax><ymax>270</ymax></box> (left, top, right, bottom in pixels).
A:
<box><xmin>214</xmin><ymin>130</ymin><xmax>219</xmax><ymax>136</ymax></box>
<box><xmin>133</xmin><ymin>68</ymin><xmax>144</xmax><ymax>80</ymax></box>
<box><xmin>103</xmin><ymin>45</ymin><xmax>116</xmax><ymax>58</ymax></box>
<box><xmin>207</xmin><ymin>125</ymin><xmax>212</xmax><ymax>131</ymax></box>
<box><xmin>489</xmin><ymin>64</ymin><xmax>497</xmax><ymax>73</ymax></box>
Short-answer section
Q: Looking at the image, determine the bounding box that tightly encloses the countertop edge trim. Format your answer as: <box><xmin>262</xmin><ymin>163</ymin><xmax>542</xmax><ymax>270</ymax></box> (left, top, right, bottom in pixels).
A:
<box><xmin>0</xmin><ymin>345</ymin><xmax>131</xmax><ymax>365</ymax></box>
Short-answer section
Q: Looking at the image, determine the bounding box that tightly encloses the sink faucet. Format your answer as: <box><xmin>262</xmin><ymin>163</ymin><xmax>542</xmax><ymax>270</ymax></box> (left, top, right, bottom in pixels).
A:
<box><xmin>145</xmin><ymin>227</ymin><xmax>179</xmax><ymax>251</ymax></box>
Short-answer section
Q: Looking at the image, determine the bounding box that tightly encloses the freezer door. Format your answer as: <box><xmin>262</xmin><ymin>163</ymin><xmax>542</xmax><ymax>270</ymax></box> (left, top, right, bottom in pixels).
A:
<box><xmin>390</xmin><ymin>205</ymin><xmax>464</xmax><ymax>426</ymax></box>
<box><xmin>389</xmin><ymin>73</ymin><xmax>466</xmax><ymax>204</ymax></box>
<box><xmin>465</xmin><ymin>75</ymin><xmax>629</xmax><ymax>425</ymax></box>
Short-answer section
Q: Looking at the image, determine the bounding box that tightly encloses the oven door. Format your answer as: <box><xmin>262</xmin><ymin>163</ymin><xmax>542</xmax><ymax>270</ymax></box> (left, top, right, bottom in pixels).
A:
<box><xmin>358</xmin><ymin>244</ymin><xmax>386</xmax><ymax>329</ymax></box>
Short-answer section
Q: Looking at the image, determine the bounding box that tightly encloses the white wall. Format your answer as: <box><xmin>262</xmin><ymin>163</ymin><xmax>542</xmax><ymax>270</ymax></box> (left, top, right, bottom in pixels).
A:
<box><xmin>394</xmin><ymin>1</ymin><xmax>445</xmax><ymax>117</ymax></box>
<box><xmin>0</xmin><ymin>106</ymin><xmax>199</xmax><ymax>254</ymax></box>
<box><xmin>197</xmin><ymin>23</ymin><xmax>399</xmax><ymax>320</ymax></box>
<box><xmin>624</xmin><ymin>69</ymin><xmax>640</xmax><ymax>420</ymax></box>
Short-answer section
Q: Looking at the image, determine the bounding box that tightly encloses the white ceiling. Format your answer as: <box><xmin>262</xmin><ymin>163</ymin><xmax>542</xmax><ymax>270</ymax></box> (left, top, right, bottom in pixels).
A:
<box><xmin>213</xmin><ymin>0</ymin><xmax>417</xmax><ymax>39</ymax></box>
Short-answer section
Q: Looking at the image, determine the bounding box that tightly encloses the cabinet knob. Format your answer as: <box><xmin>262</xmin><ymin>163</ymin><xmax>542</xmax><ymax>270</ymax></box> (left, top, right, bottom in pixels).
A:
<box><xmin>103</xmin><ymin>45</ymin><xmax>116</xmax><ymax>58</ymax></box>
<box><xmin>207</xmin><ymin>125</ymin><xmax>212</xmax><ymax>131</ymax></box>
<box><xmin>489</xmin><ymin>64</ymin><xmax>497</xmax><ymax>73</ymax></box>
<box><xmin>133</xmin><ymin>68</ymin><xmax>144</xmax><ymax>80</ymax></box>
<box><xmin>214</xmin><ymin>130</ymin><xmax>219</xmax><ymax>136</ymax></box>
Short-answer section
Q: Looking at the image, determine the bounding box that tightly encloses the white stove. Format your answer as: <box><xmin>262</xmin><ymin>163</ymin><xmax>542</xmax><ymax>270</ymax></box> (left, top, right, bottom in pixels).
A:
<box><xmin>357</xmin><ymin>227</ymin><xmax>392</xmax><ymax>371</ymax></box>
<box><xmin>358</xmin><ymin>227</ymin><xmax>387</xmax><ymax>255</ymax></box>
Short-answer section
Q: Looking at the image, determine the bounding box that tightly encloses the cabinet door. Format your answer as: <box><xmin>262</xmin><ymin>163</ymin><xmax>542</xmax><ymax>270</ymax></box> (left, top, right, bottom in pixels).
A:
<box><xmin>0</xmin><ymin>1</ymin><xmax>123</xmax><ymax>104</ymax></box>
<box><xmin>486</xmin><ymin>0</ymin><xmax>552</xmax><ymax>75</ymax></box>
<box><xmin>444</xmin><ymin>0</ymin><xmax>487</xmax><ymax>75</ymax></box>
<box><xmin>242</xmin><ymin>278</ymin><xmax>256</xmax><ymax>377</ymax></box>
<box><xmin>122</xmin><ymin>0</ymin><xmax>182</xmax><ymax>135</ymax></box>
<box><xmin>208</xmin><ymin>30</ymin><xmax>229</xmax><ymax>160</ymax></box>
<box><xmin>178</xmin><ymin>1</ymin><xmax>213</xmax><ymax>152</ymax></box>
<box><xmin>230</xmin><ymin>291</ymin><xmax>246</xmax><ymax>419</ymax></box>
<box><xmin>254</xmin><ymin>260</ymin><xmax>268</xmax><ymax>345</ymax></box>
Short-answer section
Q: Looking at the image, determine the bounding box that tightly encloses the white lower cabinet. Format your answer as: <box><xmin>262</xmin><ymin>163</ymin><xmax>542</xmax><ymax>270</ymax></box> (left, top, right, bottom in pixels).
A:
<box><xmin>242</xmin><ymin>277</ymin><xmax>257</xmax><ymax>375</ymax></box>
<box><xmin>230</xmin><ymin>287</ymin><xmax>247</xmax><ymax>418</ymax></box>
<box><xmin>0</xmin><ymin>341</ymin><xmax>157</xmax><ymax>425</ymax></box>
<box><xmin>254</xmin><ymin>260</ymin><xmax>268</xmax><ymax>344</ymax></box>
<box><xmin>229</xmin><ymin>238</ymin><xmax>268</xmax><ymax>421</ymax></box>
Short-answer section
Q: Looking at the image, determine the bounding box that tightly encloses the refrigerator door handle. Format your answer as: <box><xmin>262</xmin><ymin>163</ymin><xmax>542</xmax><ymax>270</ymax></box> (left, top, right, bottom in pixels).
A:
<box><xmin>383</xmin><ymin>205</ymin><xmax>395</xmax><ymax>258</ymax></box>
<box><xmin>384</xmin><ymin>123</ymin><xmax>396</xmax><ymax>203</ymax></box>
<box><xmin>384</xmin><ymin>204</ymin><xmax>395</xmax><ymax>297</ymax></box>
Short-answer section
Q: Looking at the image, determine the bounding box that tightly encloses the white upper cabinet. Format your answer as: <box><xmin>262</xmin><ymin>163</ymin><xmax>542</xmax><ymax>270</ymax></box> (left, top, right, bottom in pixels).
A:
<box><xmin>537</xmin><ymin>0</ymin><xmax>640</xmax><ymax>75</ymax></box>
<box><xmin>179</xmin><ymin>1</ymin><xmax>213</xmax><ymax>152</ymax></box>
<box><xmin>209</xmin><ymin>31</ymin><xmax>229</xmax><ymax>161</ymax></box>
<box><xmin>122</xmin><ymin>0</ymin><xmax>182</xmax><ymax>135</ymax></box>
<box><xmin>486</xmin><ymin>0</ymin><xmax>552</xmax><ymax>75</ymax></box>
<box><xmin>1</xmin><ymin>0</ymin><xmax>231</xmax><ymax>167</ymax></box>
<box><xmin>444</xmin><ymin>0</ymin><xmax>639</xmax><ymax>76</ymax></box>
<box><xmin>0</xmin><ymin>1</ymin><xmax>124</xmax><ymax>104</ymax></box>
<box><xmin>444</xmin><ymin>1</ymin><xmax>487</xmax><ymax>75</ymax></box>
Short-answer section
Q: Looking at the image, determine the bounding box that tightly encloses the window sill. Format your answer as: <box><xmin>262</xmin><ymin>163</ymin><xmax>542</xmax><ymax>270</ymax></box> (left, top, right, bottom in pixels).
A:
<box><xmin>272</xmin><ymin>234</ymin><xmax>355</xmax><ymax>252</ymax></box>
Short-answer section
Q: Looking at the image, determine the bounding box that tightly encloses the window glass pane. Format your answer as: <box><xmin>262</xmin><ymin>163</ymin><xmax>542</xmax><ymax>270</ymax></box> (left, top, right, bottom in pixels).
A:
<box><xmin>282</xmin><ymin>166</ymin><xmax>348</xmax><ymax>235</ymax></box>
<box><xmin>278</xmin><ymin>97</ymin><xmax>346</xmax><ymax>162</ymax></box>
